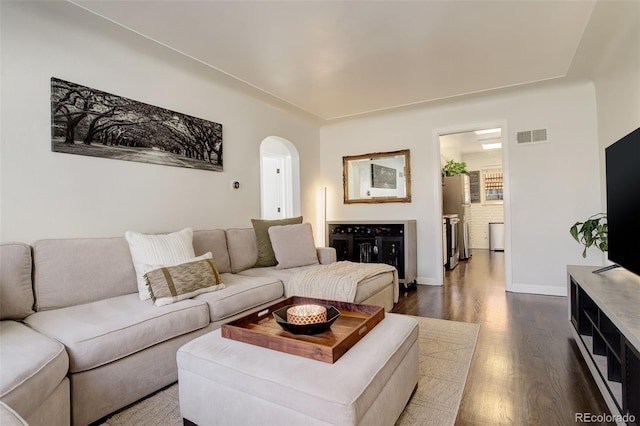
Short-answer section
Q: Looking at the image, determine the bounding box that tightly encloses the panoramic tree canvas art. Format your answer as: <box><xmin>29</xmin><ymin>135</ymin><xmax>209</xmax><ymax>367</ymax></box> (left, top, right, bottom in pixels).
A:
<box><xmin>51</xmin><ymin>78</ymin><xmax>223</xmax><ymax>171</ymax></box>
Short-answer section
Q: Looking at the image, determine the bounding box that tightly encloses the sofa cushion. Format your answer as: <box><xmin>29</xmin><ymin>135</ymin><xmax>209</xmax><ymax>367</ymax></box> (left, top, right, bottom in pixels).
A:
<box><xmin>0</xmin><ymin>244</ymin><xmax>34</xmax><ymax>320</ymax></box>
<box><xmin>251</xmin><ymin>217</ymin><xmax>303</xmax><ymax>267</ymax></box>
<box><xmin>0</xmin><ymin>401</ymin><xmax>28</xmax><ymax>426</ymax></box>
<box><xmin>226</xmin><ymin>228</ymin><xmax>258</xmax><ymax>273</ymax></box>
<box><xmin>33</xmin><ymin>237</ymin><xmax>137</xmax><ymax>311</ymax></box>
<box><xmin>194</xmin><ymin>273</ymin><xmax>283</xmax><ymax>322</ymax></box>
<box><xmin>193</xmin><ymin>229</ymin><xmax>231</xmax><ymax>274</ymax></box>
<box><xmin>236</xmin><ymin>264</ymin><xmax>321</xmax><ymax>285</ymax></box>
<box><xmin>0</xmin><ymin>321</ymin><xmax>69</xmax><ymax>418</ymax></box>
<box><xmin>125</xmin><ymin>228</ymin><xmax>196</xmax><ymax>301</ymax></box>
<box><xmin>268</xmin><ymin>223</ymin><xmax>319</xmax><ymax>269</ymax></box>
<box><xmin>23</xmin><ymin>294</ymin><xmax>210</xmax><ymax>373</ymax></box>
<box><xmin>145</xmin><ymin>255</ymin><xmax>225</xmax><ymax>306</ymax></box>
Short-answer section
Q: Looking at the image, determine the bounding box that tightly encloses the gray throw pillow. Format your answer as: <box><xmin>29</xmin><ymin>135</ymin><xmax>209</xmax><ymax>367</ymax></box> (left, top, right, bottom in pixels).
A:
<box><xmin>251</xmin><ymin>216</ymin><xmax>303</xmax><ymax>267</ymax></box>
<box><xmin>268</xmin><ymin>223</ymin><xmax>319</xmax><ymax>269</ymax></box>
<box><xmin>226</xmin><ymin>228</ymin><xmax>259</xmax><ymax>273</ymax></box>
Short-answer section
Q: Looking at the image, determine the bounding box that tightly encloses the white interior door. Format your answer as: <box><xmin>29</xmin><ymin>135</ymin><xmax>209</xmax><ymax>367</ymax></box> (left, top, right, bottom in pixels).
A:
<box><xmin>261</xmin><ymin>155</ymin><xmax>286</xmax><ymax>219</ymax></box>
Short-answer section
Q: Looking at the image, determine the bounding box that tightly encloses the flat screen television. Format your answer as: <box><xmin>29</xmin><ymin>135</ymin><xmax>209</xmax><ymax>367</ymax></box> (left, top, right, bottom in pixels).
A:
<box><xmin>605</xmin><ymin>127</ymin><xmax>640</xmax><ymax>276</ymax></box>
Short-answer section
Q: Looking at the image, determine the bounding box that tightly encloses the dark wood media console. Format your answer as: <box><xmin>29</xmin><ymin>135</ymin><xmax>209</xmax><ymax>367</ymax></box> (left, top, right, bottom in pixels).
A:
<box><xmin>568</xmin><ymin>265</ymin><xmax>640</xmax><ymax>425</ymax></box>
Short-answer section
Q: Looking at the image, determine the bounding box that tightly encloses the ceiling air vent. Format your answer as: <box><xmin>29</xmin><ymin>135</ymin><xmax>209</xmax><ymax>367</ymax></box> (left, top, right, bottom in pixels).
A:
<box><xmin>517</xmin><ymin>128</ymin><xmax>548</xmax><ymax>144</ymax></box>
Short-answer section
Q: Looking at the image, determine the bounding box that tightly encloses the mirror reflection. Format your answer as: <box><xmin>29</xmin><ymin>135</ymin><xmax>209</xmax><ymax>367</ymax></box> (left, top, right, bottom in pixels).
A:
<box><xmin>343</xmin><ymin>149</ymin><xmax>411</xmax><ymax>204</ymax></box>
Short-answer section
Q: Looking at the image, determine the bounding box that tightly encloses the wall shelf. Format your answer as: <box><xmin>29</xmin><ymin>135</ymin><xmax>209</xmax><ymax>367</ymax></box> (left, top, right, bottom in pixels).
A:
<box><xmin>483</xmin><ymin>168</ymin><xmax>503</xmax><ymax>202</ymax></box>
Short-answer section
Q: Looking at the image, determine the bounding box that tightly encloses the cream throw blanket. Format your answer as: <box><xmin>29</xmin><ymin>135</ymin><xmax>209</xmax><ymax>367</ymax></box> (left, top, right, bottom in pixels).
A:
<box><xmin>285</xmin><ymin>261</ymin><xmax>397</xmax><ymax>303</ymax></box>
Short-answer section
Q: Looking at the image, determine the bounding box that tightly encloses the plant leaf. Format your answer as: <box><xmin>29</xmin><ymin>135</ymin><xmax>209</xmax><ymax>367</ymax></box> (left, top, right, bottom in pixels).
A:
<box><xmin>570</xmin><ymin>214</ymin><xmax>608</xmax><ymax>257</ymax></box>
<box><xmin>569</xmin><ymin>224</ymin><xmax>579</xmax><ymax>241</ymax></box>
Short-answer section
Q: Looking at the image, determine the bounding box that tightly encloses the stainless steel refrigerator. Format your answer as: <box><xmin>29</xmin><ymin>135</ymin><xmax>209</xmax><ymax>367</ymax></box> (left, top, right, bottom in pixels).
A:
<box><xmin>443</xmin><ymin>214</ymin><xmax>459</xmax><ymax>269</ymax></box>
<box><xmin>442</xmin><ymin>174</ymin><xmax>472</xmax><ymax>260</ymax></box>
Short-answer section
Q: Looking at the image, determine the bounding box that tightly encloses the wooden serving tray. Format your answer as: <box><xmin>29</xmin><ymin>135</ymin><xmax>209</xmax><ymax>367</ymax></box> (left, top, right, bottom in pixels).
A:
<box><xmin>221</xmin><ymin>296</ymin><xmax>385</xmax><ymax>363</ymax></box>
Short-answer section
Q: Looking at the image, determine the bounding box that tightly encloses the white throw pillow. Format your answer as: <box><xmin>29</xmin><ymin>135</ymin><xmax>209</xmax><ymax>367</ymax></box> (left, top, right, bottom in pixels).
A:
<box><xmin>125</xmin><ymin>228</ymin><xmax>196</xmax><ymax>300</ymax></box>
<box><xmin>268</xmin><ymin>223</ymin><xmax>319</xmax><ymax>269</ymax></box>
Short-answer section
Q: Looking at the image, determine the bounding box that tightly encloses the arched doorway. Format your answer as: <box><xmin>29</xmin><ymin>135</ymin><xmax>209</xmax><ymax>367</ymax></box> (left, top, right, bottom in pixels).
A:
<box><xmin>260</xmin><ymin>136</ymin><xmax>300</xmax><ymax>219</ymax></box>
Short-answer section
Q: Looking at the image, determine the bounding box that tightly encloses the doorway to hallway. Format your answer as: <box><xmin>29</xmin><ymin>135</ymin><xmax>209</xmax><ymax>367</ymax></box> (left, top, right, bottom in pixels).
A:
<box><xmin>438</xmin><ymin>125</ymin><xmax>509</xmax><ymax>289</ymax></box>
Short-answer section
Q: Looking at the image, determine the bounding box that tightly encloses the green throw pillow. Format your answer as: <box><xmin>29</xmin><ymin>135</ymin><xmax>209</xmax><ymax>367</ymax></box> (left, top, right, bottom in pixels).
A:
<box><xmin>251</xmin><ymin>216</ymin><xmax>303</xmax><ymax>267</ymax></box>
<box><xmin>144</xmin><ymin>256</ymin><xmax>225</xmax><ymax>306</ymax></box>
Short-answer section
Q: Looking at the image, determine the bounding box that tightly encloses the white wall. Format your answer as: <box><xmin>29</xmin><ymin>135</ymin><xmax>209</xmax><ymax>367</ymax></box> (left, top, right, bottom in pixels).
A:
<box><xmin>590</xmin><ymin>1</ymin><xmax>640</xmax><ymax>215</ymax></box>
<box><xmin>561</xmin><ymin>0</ymin><xmax>640</xmax><ymax>271</ymax></box>
<box><xmin>568</xmin><ymin>1</ymin><xmax>640</xmax><ymax>209</ymax></box>
<box><xmin>321</xmin><ymin>81</ymin><xmax>602</xmax><ymax>295</ymax></box>
<box><xmin>462</xmin><ymin>150</ymin><xmax>504</xmax><ymax>250</ymax></box>
<box><xmin>578</xmin><ymin>1</ymin><xmax>639</xmax><ymax>152</ymax></box>
<box><xmin>0</xmin><ymin>1</ymin><xmax>321</xmax><ymax>243</ymax></box>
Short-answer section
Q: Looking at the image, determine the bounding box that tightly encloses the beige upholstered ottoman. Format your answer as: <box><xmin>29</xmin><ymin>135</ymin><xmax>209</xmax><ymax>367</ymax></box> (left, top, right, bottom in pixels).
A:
<box><xmin>178</xmin><ymin>313</ymin><xmax>419</xmax><ymax>425</ymax></box>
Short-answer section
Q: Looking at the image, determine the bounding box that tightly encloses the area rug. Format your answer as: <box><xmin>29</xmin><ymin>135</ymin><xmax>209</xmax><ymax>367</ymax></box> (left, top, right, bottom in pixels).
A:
<box><xmin>100</xmin><ymin>316</ymin><xmax>479</xmax><ymax>426</ymax></box>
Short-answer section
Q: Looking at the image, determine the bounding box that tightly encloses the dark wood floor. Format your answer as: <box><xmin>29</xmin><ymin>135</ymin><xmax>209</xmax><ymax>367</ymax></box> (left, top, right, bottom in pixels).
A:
<box><xmin>392</xmin><ymin>249</ymin><xmax>613</xmax><ymax>425</ymax></box>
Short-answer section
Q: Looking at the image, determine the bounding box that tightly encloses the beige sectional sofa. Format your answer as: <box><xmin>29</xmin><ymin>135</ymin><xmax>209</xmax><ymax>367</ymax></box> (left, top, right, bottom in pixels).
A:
<box><xmin>0</xmin><ymin>227</ymin><xmax>397</xmax><ymax>426</ymax></box>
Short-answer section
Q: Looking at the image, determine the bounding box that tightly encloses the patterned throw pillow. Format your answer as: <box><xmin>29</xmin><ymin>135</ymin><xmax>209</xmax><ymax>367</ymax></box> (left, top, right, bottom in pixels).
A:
<box><xmin>144</xmin><ymin>255</ymin><xmax>225</xmax><ymax>306</ymax></box>
<box><xmin>251</xmin><ymin>216</ymin><xmax>303</xmax><ymax>267</ymax></box>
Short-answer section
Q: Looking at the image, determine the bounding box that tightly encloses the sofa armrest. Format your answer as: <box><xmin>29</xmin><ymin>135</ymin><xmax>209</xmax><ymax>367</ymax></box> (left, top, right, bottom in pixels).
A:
<box><xmin>316</xmin><ymin>247</ymin><xmax>336</xmax><ymax>264</ymax></box>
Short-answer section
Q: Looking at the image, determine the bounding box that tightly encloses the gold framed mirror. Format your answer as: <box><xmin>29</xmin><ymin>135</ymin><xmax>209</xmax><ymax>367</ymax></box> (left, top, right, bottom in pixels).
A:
<box><xmin>343</xmin><ymin>149</ymin><xmax>411</xmax><ymax>204</ymax></box>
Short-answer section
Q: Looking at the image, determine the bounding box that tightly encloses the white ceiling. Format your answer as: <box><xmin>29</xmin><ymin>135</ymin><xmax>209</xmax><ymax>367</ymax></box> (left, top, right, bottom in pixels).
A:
<box><xmin>71</xmin><ymin>0</ymin><xmax>597</xmax><ymax>121</ymax></box>
<box><xmin>440</xmin><ymin>128</ymin><xmax>503</xmax><ymax>157</ymax></box>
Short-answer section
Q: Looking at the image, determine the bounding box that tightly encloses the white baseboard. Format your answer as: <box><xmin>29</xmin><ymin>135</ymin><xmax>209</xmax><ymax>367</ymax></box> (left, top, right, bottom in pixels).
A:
<box><xmin>509</xmin><ymin>283</ymin><xmax>567</xmax><ymax>296</ymax></box>
<box><xmin>416</xmin><ymin>276</ymin><xmax>441</xmax><ymax>286</ymax></box>
<box><xmin>413</xmin><ymin>278</ymin><xmax>567</xmax><ymax>296</ymax></box>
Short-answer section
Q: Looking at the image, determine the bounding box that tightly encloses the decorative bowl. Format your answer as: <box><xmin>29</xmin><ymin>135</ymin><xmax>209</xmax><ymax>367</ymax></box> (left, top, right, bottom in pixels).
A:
<box><xmin>286</xmin><ymin>304</ymin><xmax>327</xmax><ymax>325</ymax></box>
<box><xmin>273</xmin><ymin>304</ymin><xmax>341</xmax><ymax>335</ymax></box>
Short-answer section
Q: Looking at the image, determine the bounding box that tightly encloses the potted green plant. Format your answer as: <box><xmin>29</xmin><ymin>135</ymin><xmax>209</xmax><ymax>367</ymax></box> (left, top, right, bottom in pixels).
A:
<box><xmin>569</xmin><ymin>213</ymin><xmax>608</xmax><ymax>258</ymax></box>
<box><xmin>442</xmin><ymin>160</ymin><xmax>468</xmax><ymax>177</ymax></box>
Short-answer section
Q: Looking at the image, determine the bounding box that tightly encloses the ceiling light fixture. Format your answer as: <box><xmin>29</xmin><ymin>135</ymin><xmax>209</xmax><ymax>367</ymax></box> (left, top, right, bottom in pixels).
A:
<box><xmin>475</xmin><ymin>128</ymin><xmax>501</xmax><ymax>135</ymax></box>
<box><xmin>482</xmin><ymin>142</ymin><xmax>502</xmax><ymax>150</ymax></box>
